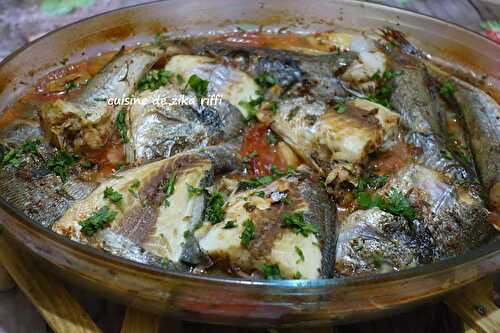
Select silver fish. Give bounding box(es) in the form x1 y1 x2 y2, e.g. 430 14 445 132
390 67 476 184
0 121 96 227
40 46 164 151
191 40 356 101
335 207 420 276
426 64 500 196
383 164 494 258
52 148 239 268
126 85 245 164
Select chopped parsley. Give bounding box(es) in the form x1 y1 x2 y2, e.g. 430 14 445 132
281 212 319 237
371 253 384 269
270 165 286 177
183 230 191 239
257 263 282 280
64 80 79 91
242 151 258 163
254 191 266 198
2 138 41 168
187 74 209 100
367 70 402 108
175 74 184 85
47 150 80 182
206 192 225 225
239 97 263 121
255 73 277 89
128 179 141 198
335 103 347 113
293 271 302 279
240 218 255 247
187 184 204 197
223 220 237 229
354 187 416 221
295 246 305 264
103 186 123 206
239 175 274 189
269 101 279 114
137 69 174 91
81 160 94 169
440 80 455 98
116 109 128 144
266 131 278 145
356 174 388 192
79 206 117 236
163 172 176 207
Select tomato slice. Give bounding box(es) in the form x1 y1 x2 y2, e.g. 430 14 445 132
240 123 286 176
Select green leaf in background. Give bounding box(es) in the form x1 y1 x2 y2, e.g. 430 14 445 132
41 0 95 16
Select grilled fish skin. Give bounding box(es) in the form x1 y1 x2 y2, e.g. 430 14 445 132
426 64 500 196
126 84 245 164
194 172 336 279
390 67 475 184
383 164 494 258
335 207 420 277
190 41 356 101
0 121 97 227
40 46 164 152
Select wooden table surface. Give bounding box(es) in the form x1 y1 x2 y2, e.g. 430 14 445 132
0 1 498 333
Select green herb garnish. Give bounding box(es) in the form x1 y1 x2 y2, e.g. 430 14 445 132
239 96 263 121
242 151 258 163
103 186 123 206
295 246 305 264
175 74 184 85
206 192 225 225
440 80 455 98
223 220 237 229
81 160 94 169
187 74 209 100
163 172 176 207
281 212 319 237
269 101 279 114
128 179 141 198
239 175 274 188
47 150 80 182
137 69 174 91
64 80 79 91
255 73 277 89
335 103 347 113
356 174 388 192
367 70 401 108
254 191 266 198
79 206 117 236
354 187 416 222
270 165 286 177
257 263 282 280
2 138 41 168
116 109 128 144
266 131 278 145
240 218 255 247
187 184 204 197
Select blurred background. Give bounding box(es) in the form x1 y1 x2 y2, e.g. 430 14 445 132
0 1 499 332
0 0 499 61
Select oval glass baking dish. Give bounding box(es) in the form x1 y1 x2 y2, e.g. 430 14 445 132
0 0 499 327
